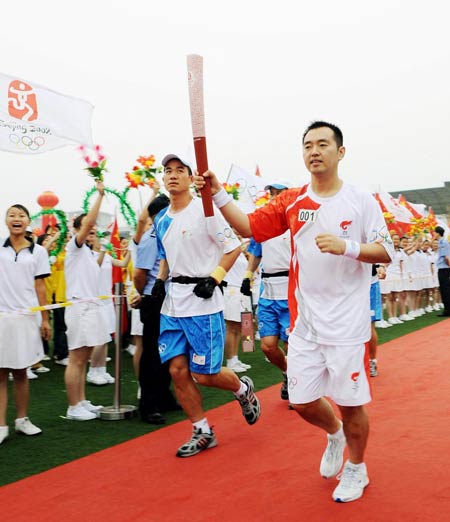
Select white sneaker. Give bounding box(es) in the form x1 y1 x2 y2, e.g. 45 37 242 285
434 304 441 311
387 317 399 325
26 367 38 380
425 305 434 313
226 360 248 373
66 404 97 421
86 370 108 385
380 320 392 328
238 360 252 370
332 460 370 502
399 314 414 321
80 400 103 417
42 354 51 361
320 427 346 478
34 365 51 374
55 357 69 366
254 331 260 341
15 417 42 436
125 344 137 356
0 426 9 444
101 371 115 384
419 308 425 315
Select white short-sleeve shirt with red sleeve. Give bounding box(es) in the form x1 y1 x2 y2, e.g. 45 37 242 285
248 182 394 345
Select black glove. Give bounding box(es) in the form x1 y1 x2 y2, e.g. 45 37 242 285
240 278 252 296
151 278 166 300
193 277 217 299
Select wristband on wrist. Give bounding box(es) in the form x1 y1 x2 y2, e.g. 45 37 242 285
212 188 232 209
210 266 227 284
243 270 254 281
343 240 361 259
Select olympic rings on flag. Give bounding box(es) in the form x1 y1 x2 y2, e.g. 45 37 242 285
9 133 46 151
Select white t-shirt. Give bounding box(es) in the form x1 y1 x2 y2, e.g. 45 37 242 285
0 238 50 312
249 182 394 345
155 198 241 317
386 248 406 278
65 236 101 300
260 232 290 300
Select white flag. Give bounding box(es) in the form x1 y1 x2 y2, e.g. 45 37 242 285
227 164 268 213
0 72 94 154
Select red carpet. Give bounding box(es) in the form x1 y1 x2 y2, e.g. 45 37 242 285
1 320 449 521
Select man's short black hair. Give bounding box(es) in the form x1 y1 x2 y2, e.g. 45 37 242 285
148 194 170 219
302 121 344 148
435 226 445 237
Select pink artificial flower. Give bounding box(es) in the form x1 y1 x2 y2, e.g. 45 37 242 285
94 145 101 152
91 161 99 168
78 145 85 152
98 154 106 161
84 155 91 165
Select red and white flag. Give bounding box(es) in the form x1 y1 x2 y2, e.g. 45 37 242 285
0 72 93 154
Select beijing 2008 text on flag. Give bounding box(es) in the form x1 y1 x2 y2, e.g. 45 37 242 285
0 72 94 154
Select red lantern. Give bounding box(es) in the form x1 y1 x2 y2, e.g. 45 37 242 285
37 191 59 232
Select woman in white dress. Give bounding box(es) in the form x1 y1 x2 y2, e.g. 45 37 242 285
0 204 51 444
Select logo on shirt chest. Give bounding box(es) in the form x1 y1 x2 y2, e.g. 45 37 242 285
339 220 353 238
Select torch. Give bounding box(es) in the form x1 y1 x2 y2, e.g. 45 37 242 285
186 54 214 217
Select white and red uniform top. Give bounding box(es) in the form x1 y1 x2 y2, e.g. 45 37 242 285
248 182 394 346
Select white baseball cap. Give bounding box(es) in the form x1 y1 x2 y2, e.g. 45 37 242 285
161 153 194 172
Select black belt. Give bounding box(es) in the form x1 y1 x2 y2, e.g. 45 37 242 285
261 270 289 279
171 276 228 288
172 276 205 284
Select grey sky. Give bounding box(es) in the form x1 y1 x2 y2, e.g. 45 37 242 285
1 0 449 234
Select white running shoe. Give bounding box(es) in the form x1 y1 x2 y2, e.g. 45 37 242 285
102 371 115 384
238 360 252 370
66 404 97 421
0 426 9 444
425 305 434 313
15 417 42 436
54 357 69 366
320 427 346 478
87 370 108 386
332 461 370 502
227 361 248 373
26 368 38 380
34 365 51 374
399 314 414 321
80 400 103 417
434 304 441 311
380 320 392 328
387 317 399 325
125 344 137 356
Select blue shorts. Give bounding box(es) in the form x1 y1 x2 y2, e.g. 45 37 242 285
158 312 225 374
257 298 290 342
370 281 382 322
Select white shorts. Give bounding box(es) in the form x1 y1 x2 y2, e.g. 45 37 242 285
66 301 111 350
0 314 44 369
130 307 143 336
223 286 252 323
287 335 371 407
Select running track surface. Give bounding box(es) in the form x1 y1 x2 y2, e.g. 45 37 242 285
1 320 449 522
